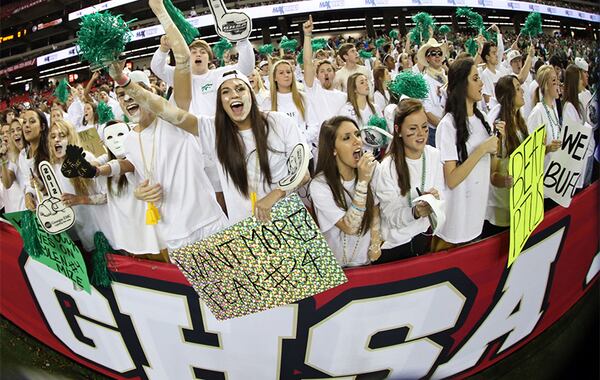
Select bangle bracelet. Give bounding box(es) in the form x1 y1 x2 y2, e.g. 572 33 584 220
351 203 366 212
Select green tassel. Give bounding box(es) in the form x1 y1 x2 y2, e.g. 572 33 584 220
387 71 429 100
280 36 298 52
90 231 114 288
367 115 390 145
213 38 233 61
311 38 328 51
439 25 451 35
258 44 274 55
22 211 43 258
522 12 543 37
77 11 133 69
163 0 199 45
375 37 387 48
53 79 70 104
359 50 372 59
465 38 478 57
389 30 399 40
97 101 114 125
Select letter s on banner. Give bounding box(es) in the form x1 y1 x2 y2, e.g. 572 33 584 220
24 258 135 373
433 226 563 378
305 283 466 378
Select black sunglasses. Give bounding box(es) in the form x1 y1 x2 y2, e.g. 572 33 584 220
427 50 444 57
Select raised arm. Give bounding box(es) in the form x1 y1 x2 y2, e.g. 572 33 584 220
148 0 192 112
84 71 99 103
150 37 175 86
109 63 199 136
232 39 255 76
517 45 534 85
302 15 315 88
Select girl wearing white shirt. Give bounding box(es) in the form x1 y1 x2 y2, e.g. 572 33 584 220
527 65 562 172
563 64 595 189
81 101 99 132
434 58 498 251
373 66 392 112
372 99 444 262
338 73 383 128
484 75 528 234
248 69 269 106
310 116 382 267
1 119 25 212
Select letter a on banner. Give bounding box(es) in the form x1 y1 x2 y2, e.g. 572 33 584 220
543 119 592 207
507 125 546 267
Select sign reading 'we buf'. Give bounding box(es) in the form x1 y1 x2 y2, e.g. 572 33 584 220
508 125 546 267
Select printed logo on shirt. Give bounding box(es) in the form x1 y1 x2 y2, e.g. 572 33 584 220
201 83 213 94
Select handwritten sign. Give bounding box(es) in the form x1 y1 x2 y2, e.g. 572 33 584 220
171 194 347 320
508 125 546 267
78 128 106 158
543 119 592 208
4 210 91 293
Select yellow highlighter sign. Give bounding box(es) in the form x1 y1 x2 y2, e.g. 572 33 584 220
508 125 546 267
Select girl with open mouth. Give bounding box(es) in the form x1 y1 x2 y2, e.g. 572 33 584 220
371 99 444 263
310 116 382 268
0 119 26 212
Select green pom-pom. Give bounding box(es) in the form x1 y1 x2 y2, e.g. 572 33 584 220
297 49 304 64
413 12 436 34
258 44 274 55
389 30 399 40
375 37 387 48
439 25 451 35
97 101 114 125
54 79 70 104
163 0 199 45
213 38 233 61
410 27 422 45
456 7 484 34
90 231 114 288
387 71 429 99
22 211 43 258
311 38 328 51
522 12 543 37
280 36 298 52
77 11 133 69
359 50 373 59
465 38 478 57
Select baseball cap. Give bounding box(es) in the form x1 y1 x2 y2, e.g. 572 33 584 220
507 50 522 63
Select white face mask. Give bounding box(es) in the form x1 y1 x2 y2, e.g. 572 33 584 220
103 122 130 158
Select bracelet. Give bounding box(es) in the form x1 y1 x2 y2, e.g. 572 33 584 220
305 33 312 37
351 203 366 212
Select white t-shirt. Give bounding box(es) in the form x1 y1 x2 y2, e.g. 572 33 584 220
579 89 596 127
372 145 445 248
260 92 311 144
310 175 372 267
435 113 492 243
523 80 539 119
527 102 561 175
150 39 255 117
337 102 383 129
17 149 35 196
373 90 390 112
304 80 347 128
100 174 163 254
423 72 447 130
3 160 25 212
198 112 305 225
123 118 227 247
481 66 510 111
333 64 373 93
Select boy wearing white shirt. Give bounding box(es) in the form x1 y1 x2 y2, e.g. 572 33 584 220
332 43 373 93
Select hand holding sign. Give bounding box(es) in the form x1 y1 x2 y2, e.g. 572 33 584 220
412 190 445 233
207 0 252 42
36 161 76 235
61 145 97 178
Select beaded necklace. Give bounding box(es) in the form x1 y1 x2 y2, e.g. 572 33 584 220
407 152 427 206
542 102 561 140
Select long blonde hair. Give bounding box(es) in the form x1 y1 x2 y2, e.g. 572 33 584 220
534 65 555 105
48 119 91 196
252 68 266 93
269 60 306 120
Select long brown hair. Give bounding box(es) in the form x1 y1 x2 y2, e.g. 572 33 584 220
495 75 529 156
215 82 273 197
103 120 128 196
24 109 50 179
314 116 374 235
269 60 306 120
347 73 376 123
563 64 583 119
83 101 98 126
388 99 425 196
373 66 388 103
48 119 91 196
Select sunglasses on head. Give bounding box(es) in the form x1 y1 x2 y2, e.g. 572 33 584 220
427 50 444 57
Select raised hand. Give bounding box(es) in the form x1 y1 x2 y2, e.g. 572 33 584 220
61 145 97 178
303 15 313 36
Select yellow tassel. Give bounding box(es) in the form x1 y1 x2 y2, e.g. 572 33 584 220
145 202 160 225
250 192 257 216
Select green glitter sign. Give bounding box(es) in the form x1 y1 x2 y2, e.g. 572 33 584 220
171 194 347 320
